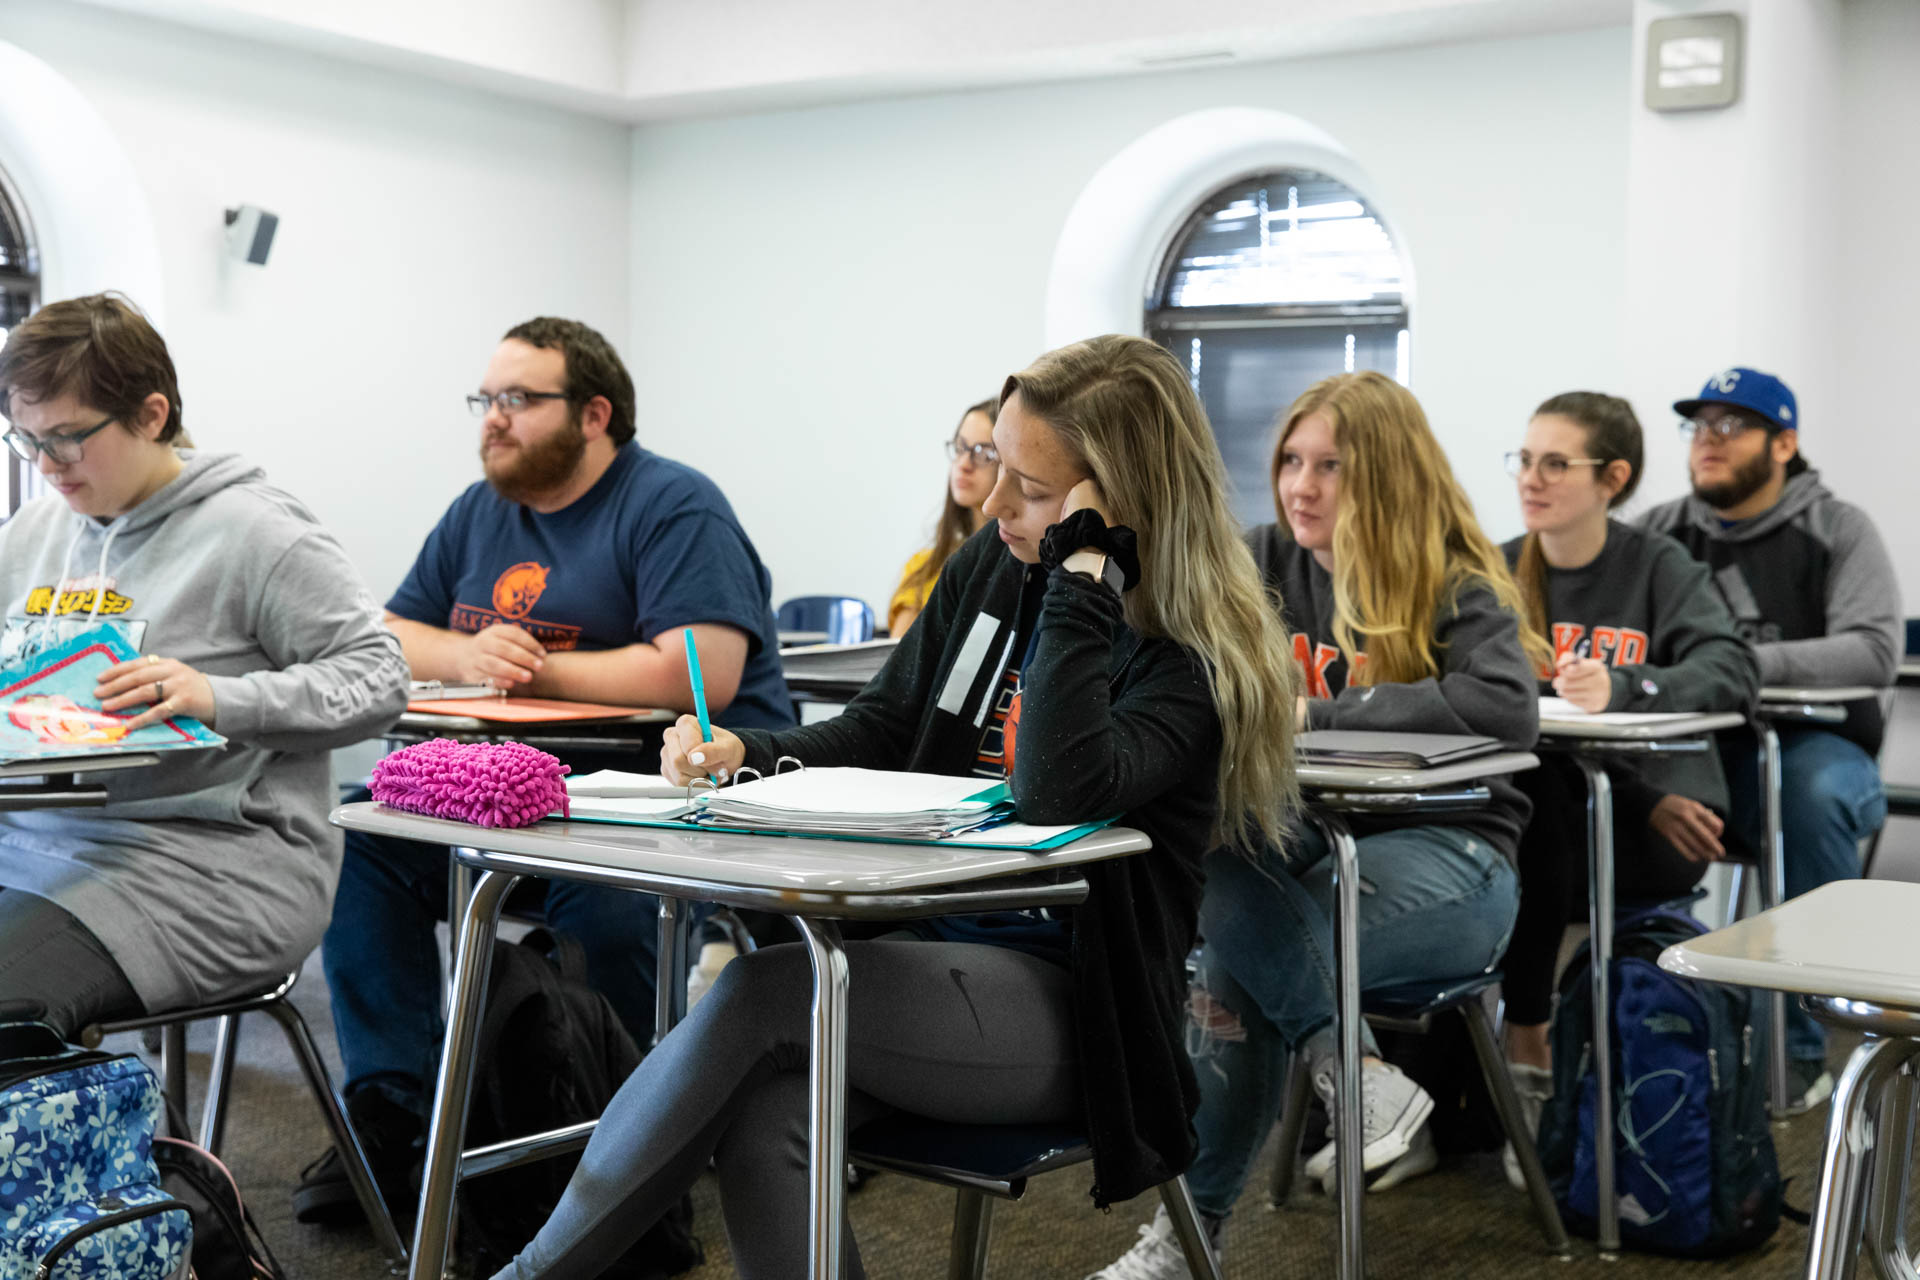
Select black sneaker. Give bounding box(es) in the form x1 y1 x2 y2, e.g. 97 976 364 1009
292 1089 424 1227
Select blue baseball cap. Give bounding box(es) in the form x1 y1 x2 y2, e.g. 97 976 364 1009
1673 367 1798 433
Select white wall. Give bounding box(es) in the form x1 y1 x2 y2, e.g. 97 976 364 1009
1831 0 1920 613
0 0 632 603
628 25 1632 612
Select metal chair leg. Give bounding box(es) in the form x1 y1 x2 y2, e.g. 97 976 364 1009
1160 1176 1226 1280
1268 1050 1313 1206
948 1188 994 1280
1723 863 1749 929
260 994 409 1270
198 1013 241 1155
1460 999 1571 1255
1863 1059 1920 1280
160 1023 190 1137
710 906 758 955
1757 724 1792 1117
1806 1037 1920 1280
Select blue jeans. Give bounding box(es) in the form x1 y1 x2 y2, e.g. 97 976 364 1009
1723 727 1886 1062
322 787 681 1111
1185 824 1518 1219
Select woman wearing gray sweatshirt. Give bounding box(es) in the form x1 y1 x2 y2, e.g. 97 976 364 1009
0 293 409 1037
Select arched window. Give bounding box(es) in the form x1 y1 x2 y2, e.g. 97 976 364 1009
1 163 40 514
1145 169 1408 527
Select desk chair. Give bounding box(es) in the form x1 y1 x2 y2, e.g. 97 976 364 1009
778 595 876 646
852 1117 1224 1279
1265 970 1571 1256
81 970 409 1269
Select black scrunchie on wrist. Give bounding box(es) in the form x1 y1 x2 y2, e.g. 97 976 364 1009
1039 508 1142 590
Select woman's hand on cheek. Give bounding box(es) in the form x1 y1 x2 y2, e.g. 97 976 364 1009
1060 478 1111 525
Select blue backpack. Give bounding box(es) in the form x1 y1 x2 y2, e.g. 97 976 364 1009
1 1023 192 1280
1535 909 1781 1257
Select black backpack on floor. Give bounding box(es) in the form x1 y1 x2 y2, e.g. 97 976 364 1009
153 1101 286 1280
459 928 703 1278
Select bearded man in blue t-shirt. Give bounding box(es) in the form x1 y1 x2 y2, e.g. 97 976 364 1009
297 316 794 1227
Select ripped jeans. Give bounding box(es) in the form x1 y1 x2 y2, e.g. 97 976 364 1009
1184 824 1518 1219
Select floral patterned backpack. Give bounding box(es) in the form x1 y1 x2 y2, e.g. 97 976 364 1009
1 1022 192 1280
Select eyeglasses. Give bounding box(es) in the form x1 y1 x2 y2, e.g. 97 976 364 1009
946 440 1000 467
1678 415 1758 442
3 416 116 465
467 389 569 418
1504 450 1606 482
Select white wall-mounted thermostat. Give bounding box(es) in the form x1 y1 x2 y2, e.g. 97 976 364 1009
1644 13 1742 112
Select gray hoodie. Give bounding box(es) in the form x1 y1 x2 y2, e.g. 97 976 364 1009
1641 470 1900 751
0 451 409 1011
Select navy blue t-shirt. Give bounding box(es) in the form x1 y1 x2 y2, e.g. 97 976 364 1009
387 443 793 731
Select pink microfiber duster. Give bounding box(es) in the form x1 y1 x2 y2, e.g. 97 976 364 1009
370 739 571 829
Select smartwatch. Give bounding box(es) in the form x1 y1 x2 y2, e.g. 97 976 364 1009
1063 548 1127 595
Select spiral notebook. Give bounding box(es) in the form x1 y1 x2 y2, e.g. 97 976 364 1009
561 765 1112 851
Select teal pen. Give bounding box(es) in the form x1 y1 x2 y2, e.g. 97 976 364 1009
684 627 713 744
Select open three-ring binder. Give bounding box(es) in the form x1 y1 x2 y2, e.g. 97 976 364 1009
562 763 1114 851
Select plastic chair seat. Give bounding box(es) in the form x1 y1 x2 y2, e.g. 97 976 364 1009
1364 971 1501 1018
851 1116 1089 1199
776 595 875 645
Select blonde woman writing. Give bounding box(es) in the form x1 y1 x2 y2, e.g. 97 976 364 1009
489 335 1300 1280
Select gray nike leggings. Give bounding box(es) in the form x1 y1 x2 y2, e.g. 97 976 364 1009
490 938 1080 1280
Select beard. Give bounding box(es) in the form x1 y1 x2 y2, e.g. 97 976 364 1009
1691 446 1775 510
482 418 586 504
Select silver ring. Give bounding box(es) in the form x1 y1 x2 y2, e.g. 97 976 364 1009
154 680 165 702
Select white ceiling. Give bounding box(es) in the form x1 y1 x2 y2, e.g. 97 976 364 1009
68 0 1632 120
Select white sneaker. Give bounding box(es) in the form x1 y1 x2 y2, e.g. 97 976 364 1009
1301 1059 1435 1189
1322 1121 1437 1195
1084 1206 1191 1280
1502 1061 1554 1191
685 940 738 1009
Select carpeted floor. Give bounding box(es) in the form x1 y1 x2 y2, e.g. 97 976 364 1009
110 946 1872 1280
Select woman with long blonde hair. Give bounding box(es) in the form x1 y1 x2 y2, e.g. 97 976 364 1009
489 334 1299 1280
887 396 998 635
1097 370 1540 1277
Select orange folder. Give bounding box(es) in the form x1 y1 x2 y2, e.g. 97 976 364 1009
404 697 657 723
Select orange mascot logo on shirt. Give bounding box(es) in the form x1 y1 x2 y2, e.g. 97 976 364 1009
491 562 550 620
8 694 130 745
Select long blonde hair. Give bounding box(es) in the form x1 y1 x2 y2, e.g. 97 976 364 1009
1003 335 1300 851
1273 371 1551 683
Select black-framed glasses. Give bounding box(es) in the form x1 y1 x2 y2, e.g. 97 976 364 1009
1678 415 1758 442
1504 450 1606 482
946 440 999 467
467 389 569 418
3 415 116 465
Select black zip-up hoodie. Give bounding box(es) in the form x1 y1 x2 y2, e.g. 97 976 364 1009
736 522 1222 1206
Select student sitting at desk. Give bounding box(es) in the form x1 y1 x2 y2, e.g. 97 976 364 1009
1641 367 1900 1113
887 396 997 635
485 334 1301 1280
1496 390 1758 1186
1098 370 1545 1275
0 292 409 1036
301 316 794 1227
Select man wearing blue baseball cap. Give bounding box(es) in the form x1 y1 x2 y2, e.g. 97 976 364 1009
1644 366 1901 1112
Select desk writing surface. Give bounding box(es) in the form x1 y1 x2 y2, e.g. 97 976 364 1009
780 640 899 697
0 752 165 780
1658 880 1920 1010
331 801 1146 896
1299 751 1539 793
1758 686 1876 705
1537 706 1745 741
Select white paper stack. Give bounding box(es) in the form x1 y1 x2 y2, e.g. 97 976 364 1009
565 770 702 821
692 767 1013 840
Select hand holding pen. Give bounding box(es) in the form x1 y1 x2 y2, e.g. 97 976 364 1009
1552 637 1612 713
660 626 746 785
